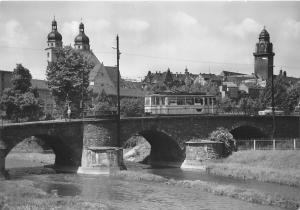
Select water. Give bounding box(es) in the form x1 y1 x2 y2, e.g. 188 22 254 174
3 156 292 210
144 166 300 201
18 173 284 210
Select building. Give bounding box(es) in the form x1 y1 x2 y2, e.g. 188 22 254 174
45 18 63 63
45 18 145 110
253 27 275 80
0 70 13 96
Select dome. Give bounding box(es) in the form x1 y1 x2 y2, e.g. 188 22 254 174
47 19 62 41
74 33 90 44
259 27 270 40
74 22 90 44
47 31 62 41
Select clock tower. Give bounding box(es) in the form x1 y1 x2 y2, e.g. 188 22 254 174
253 27 275 80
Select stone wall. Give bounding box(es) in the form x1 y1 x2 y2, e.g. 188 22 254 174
181 141 225 169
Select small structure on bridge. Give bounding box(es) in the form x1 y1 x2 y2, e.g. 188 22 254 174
181 140 225 170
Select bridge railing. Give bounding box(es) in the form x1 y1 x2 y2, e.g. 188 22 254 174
237 139 300 150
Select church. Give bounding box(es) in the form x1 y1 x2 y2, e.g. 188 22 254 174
45 18 145 111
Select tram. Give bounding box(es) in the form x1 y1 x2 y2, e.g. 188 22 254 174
144 92 218 115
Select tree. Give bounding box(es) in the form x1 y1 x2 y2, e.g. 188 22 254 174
120 97 144 117
286 82 300 113
164 69 174 88
46 46 94 118
238 97 261 115
257 75 300 114
0 64 42 121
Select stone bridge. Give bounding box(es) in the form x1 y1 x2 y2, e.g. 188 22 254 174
0 115 299 177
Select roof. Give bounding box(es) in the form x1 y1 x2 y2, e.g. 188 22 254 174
219 71 246 77
105 66 120 87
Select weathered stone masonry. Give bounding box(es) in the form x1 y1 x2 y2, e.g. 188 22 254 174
0 115 299 178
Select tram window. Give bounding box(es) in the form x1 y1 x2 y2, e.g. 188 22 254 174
186 98 194 105
177 97 185 105
151 97 155 105
155 97 160 105
212 98 216 105
205 98 208 105
168 97 177 105
145 97 151 105
161 97 165 105
195 97 201 104
195 97 204 105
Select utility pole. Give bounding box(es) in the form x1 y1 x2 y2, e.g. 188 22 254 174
116 35 121 147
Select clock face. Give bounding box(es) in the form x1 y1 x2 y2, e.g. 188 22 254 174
260 43 265 50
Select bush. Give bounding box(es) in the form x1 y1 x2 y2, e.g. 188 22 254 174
209 127 236 156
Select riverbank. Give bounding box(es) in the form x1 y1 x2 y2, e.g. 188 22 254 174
205 150 300 187
3 152 300 209
112 170 299 210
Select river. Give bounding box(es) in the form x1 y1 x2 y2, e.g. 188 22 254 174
2 153 295 210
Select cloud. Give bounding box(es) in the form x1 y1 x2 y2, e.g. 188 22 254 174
60 19 111 46
172 11 198 26
281 17 300 39
0 19 29 47
223 18 262 39
119 18 150 32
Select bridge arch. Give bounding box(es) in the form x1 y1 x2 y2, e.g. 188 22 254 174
123 130 185 167
1 133 82 177
230 125 268 140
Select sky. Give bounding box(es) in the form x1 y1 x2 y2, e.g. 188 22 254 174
0 1 300 80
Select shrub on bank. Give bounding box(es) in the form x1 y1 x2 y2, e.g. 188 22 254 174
209 127 237 156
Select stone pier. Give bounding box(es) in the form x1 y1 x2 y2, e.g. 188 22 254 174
77 146 126 175
181 140 225 170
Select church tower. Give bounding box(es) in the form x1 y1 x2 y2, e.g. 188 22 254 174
45 17 63 63
253 27 275 80
74 22 90 51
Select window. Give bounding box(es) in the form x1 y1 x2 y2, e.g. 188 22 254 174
145 97 151 105
155 97 160 105
195 97 203 105
186 97 194 105
177 97 185 105
47 52 50 58
168 97 177 105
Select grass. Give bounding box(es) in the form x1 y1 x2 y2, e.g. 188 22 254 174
111 170 300 210
0 180 111 210
205 150 300 187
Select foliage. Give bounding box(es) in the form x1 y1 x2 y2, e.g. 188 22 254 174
238 97 261 115
286 82 300 113
120 97 144 117
46 46 94 118
259 75 290 113
220 96 236 113
0 64 42 122
209 127 236 156
11 64 32 93
164 69 174 88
